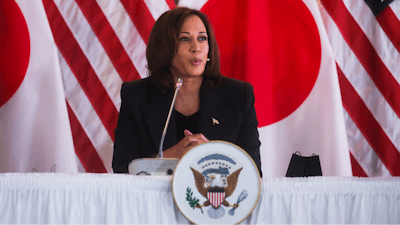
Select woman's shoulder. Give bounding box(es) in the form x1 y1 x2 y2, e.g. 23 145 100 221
219 76 253 92
119 77 166 104
122 77 150 90
215 76 255 103
121 77 160 95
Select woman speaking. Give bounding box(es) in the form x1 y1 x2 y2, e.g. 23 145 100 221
112 7 262 176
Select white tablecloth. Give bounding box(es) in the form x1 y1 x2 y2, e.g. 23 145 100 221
0 173 399 224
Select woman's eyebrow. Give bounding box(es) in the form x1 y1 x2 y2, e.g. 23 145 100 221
179 31 207 35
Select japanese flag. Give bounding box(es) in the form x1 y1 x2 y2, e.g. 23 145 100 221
0 0 78 172
194 0 353 177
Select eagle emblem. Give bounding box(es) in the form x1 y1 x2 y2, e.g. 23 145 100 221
187 153 247 219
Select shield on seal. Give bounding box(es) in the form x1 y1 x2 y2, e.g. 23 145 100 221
207 187 225 208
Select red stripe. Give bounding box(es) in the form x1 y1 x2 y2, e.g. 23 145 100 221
349 151 368 177
120 0 155 44
165 0 175 10
66 102 107 173
75 0 141 82
337 64 400 176
377 7 400 54
321 0 400 120
42 0 118 141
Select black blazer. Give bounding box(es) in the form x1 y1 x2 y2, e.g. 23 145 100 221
112 76 262 176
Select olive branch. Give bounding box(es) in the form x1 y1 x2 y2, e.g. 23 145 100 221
186 187 200 209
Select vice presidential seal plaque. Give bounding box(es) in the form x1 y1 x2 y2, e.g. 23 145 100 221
172 141 260 224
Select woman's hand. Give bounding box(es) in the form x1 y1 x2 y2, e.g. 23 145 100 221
163 129 209 158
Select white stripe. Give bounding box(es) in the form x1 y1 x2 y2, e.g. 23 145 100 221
143 0 170 21
390 0 400 22
343 109 391 177
178 0 208 10
59 51 114 173
96 0 149 79
321 6 400 154
53 0 123 109
343 0 400 84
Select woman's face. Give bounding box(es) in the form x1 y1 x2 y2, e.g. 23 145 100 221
171 15 209 79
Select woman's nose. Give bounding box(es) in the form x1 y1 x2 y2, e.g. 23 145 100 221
190 40 201 53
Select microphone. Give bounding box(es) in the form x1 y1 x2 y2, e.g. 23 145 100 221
128 78 182 175
158 78 183 158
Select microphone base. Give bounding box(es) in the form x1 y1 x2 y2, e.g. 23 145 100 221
128 158 179 176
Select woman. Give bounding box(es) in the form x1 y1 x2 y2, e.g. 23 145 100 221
112 7 262 176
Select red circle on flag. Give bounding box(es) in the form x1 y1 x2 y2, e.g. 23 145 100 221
0 1 30 107
204 0 321 126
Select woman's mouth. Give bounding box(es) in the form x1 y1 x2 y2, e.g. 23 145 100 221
191 59 202 65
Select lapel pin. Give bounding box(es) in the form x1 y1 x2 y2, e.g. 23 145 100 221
212 118 219 125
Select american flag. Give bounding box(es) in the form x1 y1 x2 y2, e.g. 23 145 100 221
320 0 400 177
41 0 175 172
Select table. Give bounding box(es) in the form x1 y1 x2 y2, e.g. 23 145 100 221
0 173 399 224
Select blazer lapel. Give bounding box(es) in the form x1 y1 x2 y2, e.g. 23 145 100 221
140 83 230 150
198 87 230 140
141 90 177 151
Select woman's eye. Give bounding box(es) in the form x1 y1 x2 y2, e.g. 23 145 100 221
199 36 207 41
180 37 189 41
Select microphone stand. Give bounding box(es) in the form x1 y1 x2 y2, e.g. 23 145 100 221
158 78 182 158
128 78 182 175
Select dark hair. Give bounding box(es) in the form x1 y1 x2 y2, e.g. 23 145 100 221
146 7 222 91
